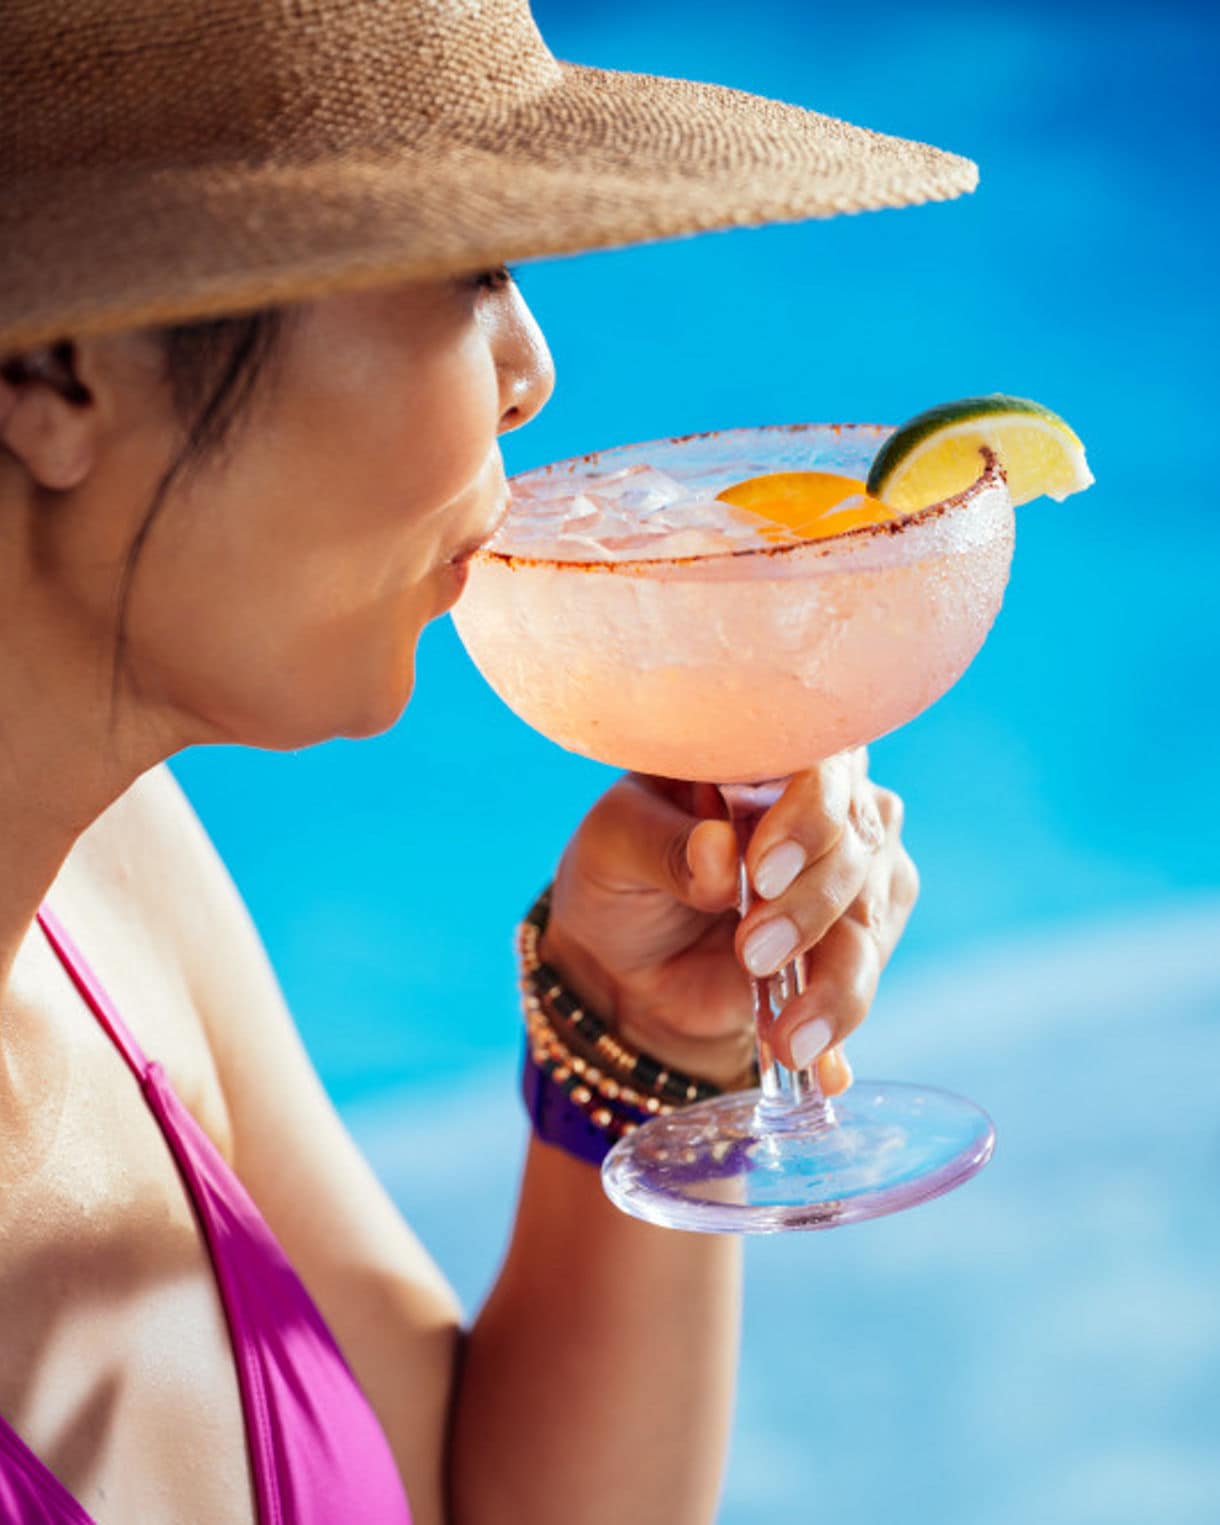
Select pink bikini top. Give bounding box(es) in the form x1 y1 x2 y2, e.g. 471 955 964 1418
0 903 413 1525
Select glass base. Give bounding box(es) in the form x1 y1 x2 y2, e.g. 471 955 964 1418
601 1080 995 1234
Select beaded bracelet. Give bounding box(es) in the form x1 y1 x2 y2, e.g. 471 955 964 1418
523 979 669 1124
516 913 659 1153
519 1043 643 1168
520 887 757 1102
515 885 759 1165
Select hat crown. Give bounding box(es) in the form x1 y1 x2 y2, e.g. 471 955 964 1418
3 0 563 176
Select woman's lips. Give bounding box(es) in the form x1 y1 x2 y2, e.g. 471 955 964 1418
447 493 511 566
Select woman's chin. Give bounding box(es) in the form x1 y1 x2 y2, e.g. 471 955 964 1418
221 649 419 750
340 656 419 741
434 554 471 609
180 592 438 750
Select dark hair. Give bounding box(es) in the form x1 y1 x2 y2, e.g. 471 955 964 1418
110 308 288 713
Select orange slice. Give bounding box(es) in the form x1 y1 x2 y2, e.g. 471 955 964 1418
716 470 896 543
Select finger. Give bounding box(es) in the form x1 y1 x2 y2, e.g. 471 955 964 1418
883 844 920 952
764 914 882 1070
848 786 886 853
746 754 856 900
872 784 904 840
582 775 738 912
842 807 917 966
840 826 919 969
837 786 904 932
736 815 874 977
816 1043 854 1097
686 817 740 909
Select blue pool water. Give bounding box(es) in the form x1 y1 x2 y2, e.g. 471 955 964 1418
171 1 1220 1519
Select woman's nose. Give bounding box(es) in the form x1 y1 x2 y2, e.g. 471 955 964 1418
497 293 555 435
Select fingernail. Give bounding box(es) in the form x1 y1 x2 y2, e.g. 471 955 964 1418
742 916 799 976
753 840 806 900
790 1017 834 1069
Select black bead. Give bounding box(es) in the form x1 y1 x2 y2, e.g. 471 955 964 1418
634 1054 661 1087
551 988 581 1021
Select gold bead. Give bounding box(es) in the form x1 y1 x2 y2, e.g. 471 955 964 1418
552 1067 571 1084
570 1056 587 1075
621 1122 638 1136
602 1079 621 1100
584 1067 602 1087
590 1107 613 1129
621 1088 639 1107
570 1085 592 1106
645 1096 662 1114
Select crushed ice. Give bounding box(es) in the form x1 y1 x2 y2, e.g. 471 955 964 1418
492 463 791 562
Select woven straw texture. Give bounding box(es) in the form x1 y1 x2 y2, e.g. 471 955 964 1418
1 0 978 351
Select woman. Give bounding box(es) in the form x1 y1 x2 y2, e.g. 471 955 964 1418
0 2 969 1522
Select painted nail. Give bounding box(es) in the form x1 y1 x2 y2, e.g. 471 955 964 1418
790 1017 834 1069
742 916 800 976
753 840 806 900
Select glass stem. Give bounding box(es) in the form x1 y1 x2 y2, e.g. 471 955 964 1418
719 780 836 1134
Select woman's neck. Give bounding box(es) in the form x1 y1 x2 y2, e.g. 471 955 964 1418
0 608 178 995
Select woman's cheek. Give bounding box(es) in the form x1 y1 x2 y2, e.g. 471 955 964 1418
397 330 502 508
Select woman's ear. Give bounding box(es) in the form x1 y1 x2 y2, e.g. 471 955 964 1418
0 343 98 491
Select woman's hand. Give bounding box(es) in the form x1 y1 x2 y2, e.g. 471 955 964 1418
539 750 919 1096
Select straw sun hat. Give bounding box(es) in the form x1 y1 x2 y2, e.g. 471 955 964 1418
1 0 977 354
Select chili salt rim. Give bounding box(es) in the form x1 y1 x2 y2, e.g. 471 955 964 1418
478 424 1006 575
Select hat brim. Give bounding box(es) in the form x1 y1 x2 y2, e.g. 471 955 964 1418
1 61 977 350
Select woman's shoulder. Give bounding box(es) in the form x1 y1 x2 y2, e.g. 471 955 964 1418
58 763 465 1509
69 761 229 916
68 761 257 986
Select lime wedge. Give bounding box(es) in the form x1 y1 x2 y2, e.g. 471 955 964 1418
865 394 1094 513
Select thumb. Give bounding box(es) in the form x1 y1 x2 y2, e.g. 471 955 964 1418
592 776 739 912
683 815 740 911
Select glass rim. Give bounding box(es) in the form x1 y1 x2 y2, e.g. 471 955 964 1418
477 420 1006 573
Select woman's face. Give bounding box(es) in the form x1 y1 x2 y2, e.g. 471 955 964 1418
2 269 554 753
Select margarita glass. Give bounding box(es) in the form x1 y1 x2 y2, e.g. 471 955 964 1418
452 423 1012 1233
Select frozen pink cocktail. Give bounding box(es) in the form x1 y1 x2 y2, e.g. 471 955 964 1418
453 423 1013 783
453 422 1009 1235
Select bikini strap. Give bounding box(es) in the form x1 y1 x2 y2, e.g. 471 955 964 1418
34 902 153 1083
